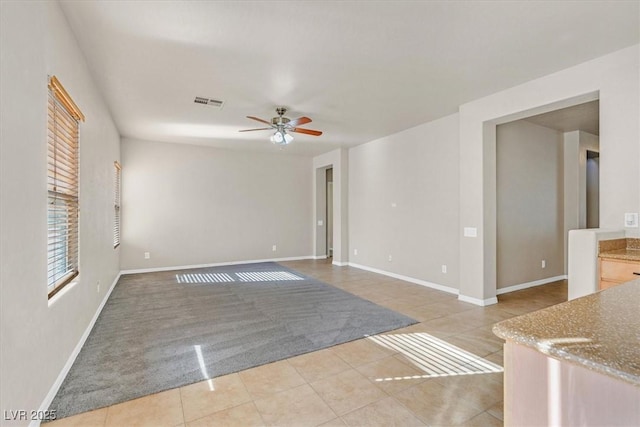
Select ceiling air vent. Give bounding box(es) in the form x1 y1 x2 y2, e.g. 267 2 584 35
194 96 224 109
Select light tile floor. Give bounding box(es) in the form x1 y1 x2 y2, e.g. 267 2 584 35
48 259 567 427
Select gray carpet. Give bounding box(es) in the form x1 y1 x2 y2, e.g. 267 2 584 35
48 262 416 419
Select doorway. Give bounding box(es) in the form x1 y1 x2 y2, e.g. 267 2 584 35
586 150 599 228
326 168 333 258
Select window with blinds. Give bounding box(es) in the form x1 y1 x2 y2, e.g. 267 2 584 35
114 161 121 248
47 76 84 298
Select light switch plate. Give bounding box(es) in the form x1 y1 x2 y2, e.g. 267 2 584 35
317 220 323 226
463 227 478 237
624 213 638 228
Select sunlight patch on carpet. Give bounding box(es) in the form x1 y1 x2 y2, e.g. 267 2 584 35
176 273 235 283
235 271 303 282
175 270 304 284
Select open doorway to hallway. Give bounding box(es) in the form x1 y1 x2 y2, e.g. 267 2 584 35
326 168 333 258
586 150 600 229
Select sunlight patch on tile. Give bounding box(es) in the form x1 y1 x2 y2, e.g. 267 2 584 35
367 333 503 379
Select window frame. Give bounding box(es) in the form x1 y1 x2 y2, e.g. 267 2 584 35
47 76 84 299
114 161 121 248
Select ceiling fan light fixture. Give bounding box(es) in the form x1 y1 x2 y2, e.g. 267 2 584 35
270 131 284 144
270 130 293 145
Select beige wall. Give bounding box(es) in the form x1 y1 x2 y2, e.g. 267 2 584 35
0 1 121 422
120 139 313 270
348 113 460 290
496 121 564 289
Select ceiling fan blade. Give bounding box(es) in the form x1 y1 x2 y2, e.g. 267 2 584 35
246 116 273 126
287 116 312 127
239 128 272 132
290 127 323 136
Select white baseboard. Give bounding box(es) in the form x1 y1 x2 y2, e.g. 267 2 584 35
312 255 328 260
348 262 458 295
458 294 499 306
496 275 567 295
120 256 316 275
332 261 349 266
457 275 567 306
32 272 121 427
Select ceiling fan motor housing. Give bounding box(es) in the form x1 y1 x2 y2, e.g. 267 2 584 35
272 107 290 125
272 116 290 126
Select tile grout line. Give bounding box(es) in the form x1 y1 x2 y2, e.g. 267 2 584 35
248 400 267 427
177 386 186 426
281 357 341 421
102 406 110 427
308 367 390 418
305 378 344 420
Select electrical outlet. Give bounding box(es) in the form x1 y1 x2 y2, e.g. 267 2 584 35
272 245 277 252
624 213 639 228
354 249 358 256
541 260 546 269
144 252 150 259
441 265 447 274
388 255 393 262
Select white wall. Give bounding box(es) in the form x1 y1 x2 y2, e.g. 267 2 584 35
496 121 564 288
348 113 460 290
120 139 313 270
459 45 639 303
0 1 121 423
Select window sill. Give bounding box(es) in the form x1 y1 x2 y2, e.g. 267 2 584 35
48 277 79 308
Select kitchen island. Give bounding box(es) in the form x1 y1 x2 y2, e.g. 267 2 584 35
493 279 640 426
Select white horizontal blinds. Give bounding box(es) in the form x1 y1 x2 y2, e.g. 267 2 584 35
47 76 83 297
114 161 121 248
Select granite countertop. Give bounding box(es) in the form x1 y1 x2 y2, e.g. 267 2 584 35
493 279 640 387
599 238 640 262
599 248 640 262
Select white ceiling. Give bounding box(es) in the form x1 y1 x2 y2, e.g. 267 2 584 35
59 1 639 156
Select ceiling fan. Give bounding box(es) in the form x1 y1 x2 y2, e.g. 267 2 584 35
239 107 322 145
